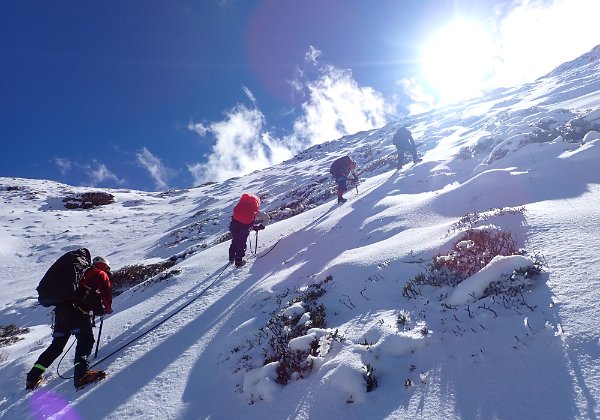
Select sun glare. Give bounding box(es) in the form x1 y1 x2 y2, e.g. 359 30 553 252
420 20 497 104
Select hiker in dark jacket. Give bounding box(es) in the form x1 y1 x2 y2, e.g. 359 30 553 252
229 193 269 267
392 126 421 169
26 256 113 390
330 155 358 203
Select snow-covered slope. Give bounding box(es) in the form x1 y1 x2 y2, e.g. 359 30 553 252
1 45 599 419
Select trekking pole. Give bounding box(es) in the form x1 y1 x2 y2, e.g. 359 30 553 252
94 315 104 359
254 231 259 254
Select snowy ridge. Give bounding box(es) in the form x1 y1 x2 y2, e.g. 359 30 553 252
1 46 600 419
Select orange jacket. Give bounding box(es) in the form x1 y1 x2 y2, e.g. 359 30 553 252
80 267 112 312
232 193 261 225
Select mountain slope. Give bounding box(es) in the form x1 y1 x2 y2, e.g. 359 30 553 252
1 45 599 419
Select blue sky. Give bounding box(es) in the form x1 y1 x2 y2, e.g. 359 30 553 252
1 0 599 191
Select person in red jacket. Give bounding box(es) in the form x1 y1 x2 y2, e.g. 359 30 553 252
229 193 269 267
26 256 113 390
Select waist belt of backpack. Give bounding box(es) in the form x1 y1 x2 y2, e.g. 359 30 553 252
74 304 90 315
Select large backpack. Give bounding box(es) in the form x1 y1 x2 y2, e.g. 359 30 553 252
37 248 92 307
392 127 410 147
232 193 260 225
330 156 355 177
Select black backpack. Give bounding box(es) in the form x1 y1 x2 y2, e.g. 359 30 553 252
37 248 92 307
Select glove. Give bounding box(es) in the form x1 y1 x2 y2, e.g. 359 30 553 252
104 307 113 314
252 223 265 231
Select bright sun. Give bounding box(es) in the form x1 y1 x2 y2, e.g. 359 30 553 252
420 20 497 104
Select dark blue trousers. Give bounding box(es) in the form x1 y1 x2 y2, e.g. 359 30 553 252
229 218 251 262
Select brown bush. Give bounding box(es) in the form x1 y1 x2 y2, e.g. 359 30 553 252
0 324 29 347
111 260 178 294
404 228 520 293
63 192 115 209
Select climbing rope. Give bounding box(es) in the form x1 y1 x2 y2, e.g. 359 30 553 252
89 261 233 369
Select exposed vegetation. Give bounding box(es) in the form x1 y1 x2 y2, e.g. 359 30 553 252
111 259 181 294
63 192 115 209
0 324 29 347
234 275 344 391
403 208 543 309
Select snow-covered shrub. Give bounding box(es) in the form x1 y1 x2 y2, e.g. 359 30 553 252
471 135 501 156
446 206 525 236
363 363 377 392
242 276 338 386
404 228 520 292
482 255 544 304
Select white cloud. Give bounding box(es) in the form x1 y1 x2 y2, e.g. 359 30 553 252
242 85 257 104
188 103 293 184
398 78 436 115
88 161 124 186
188 121 208 136
54 157 72 175
292 65 395 145
136 147 175 190
305 45 322 66
53 157 125 187
188 63 396 184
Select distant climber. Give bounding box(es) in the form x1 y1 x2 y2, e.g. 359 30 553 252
392 126 422 169
330 155 358 203
26 254 113 390
229 193 269 267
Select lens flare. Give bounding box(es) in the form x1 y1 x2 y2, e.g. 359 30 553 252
420 20 497 104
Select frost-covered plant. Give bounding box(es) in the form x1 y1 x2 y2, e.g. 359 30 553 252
397 310 410 326
363 363 378 392
0 324 29 347
404 227 521 294
447 206 526 236
483 254 545 310
255 276 334 385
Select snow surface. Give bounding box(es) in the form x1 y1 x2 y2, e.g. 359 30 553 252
1 46 599 419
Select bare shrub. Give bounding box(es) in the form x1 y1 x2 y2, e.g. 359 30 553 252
0 324 29 347
111 259 179 294
63 192 115 209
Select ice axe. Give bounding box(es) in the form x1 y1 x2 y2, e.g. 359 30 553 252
94 315 104 359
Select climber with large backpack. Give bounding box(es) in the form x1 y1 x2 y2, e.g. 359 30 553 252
229 193 269 267
330 155 358 203
26 249 114 390
392 126 422 169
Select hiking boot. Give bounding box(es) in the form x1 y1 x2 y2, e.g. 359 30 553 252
26 365 45 391
26 374 44 391
235 260 246 267
338 197 347 204
74 370 106 389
